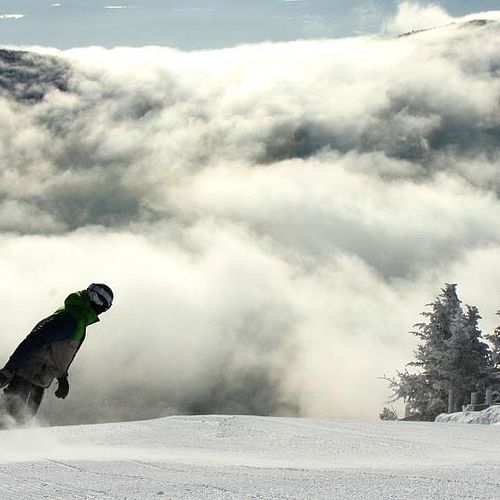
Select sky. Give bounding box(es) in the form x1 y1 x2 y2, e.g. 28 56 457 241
0 3 500 425
0 1 498 49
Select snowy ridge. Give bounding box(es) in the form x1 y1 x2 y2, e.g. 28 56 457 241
1 415 500 498
436 405 500 425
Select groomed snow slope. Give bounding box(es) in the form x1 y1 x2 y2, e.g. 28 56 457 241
1 415 500 499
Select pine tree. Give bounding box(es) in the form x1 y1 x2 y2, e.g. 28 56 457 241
411 284 463 415
462 306 491 391
440 305 491 410
484 310 500 391
385 369 445 420
386 284 493 420
379 407 398 421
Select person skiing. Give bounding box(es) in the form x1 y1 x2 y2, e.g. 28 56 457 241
0 283 113 426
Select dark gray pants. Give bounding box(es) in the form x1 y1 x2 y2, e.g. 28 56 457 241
2 375 45 425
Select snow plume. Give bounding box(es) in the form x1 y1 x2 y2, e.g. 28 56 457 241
1 8 500 424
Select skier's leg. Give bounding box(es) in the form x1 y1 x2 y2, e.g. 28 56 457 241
25 384 44 420
3 376 28 424
3 375 43 425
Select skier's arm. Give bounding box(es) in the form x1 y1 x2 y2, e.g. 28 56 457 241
4 313 77 373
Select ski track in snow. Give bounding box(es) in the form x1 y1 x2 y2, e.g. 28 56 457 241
0 415 500 499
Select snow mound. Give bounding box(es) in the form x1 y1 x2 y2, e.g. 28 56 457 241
435 405 500 424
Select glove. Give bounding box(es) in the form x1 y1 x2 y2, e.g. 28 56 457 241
0 368 13 389
55 375 69 399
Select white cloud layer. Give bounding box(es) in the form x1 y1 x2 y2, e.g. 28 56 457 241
385 1 452 34
0 5 500 423
0 14 25 20
104 5 141 10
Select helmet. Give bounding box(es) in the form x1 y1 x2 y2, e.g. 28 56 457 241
87 283 114 311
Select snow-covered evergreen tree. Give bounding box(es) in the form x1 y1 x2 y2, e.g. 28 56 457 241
484 310 500 390
385 369 445 420
379 407 398 421
462 306 492 390
440 305 491 410
387 284 493 420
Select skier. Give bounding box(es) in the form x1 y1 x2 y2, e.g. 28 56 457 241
0 283 113 426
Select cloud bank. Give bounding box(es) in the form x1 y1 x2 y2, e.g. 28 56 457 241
1 5 500 424
104 6 142 10
0 14 25 20
384 1 452 34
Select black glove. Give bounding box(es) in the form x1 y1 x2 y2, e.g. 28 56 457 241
55 375 69 399
0 368 13 389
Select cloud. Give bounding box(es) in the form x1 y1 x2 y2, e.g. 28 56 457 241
0 8 500 423
385 2 452 34
104 5 142 10
0 14 25 20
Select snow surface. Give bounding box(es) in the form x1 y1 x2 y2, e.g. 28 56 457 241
436 405 500 425
1 415 500 499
